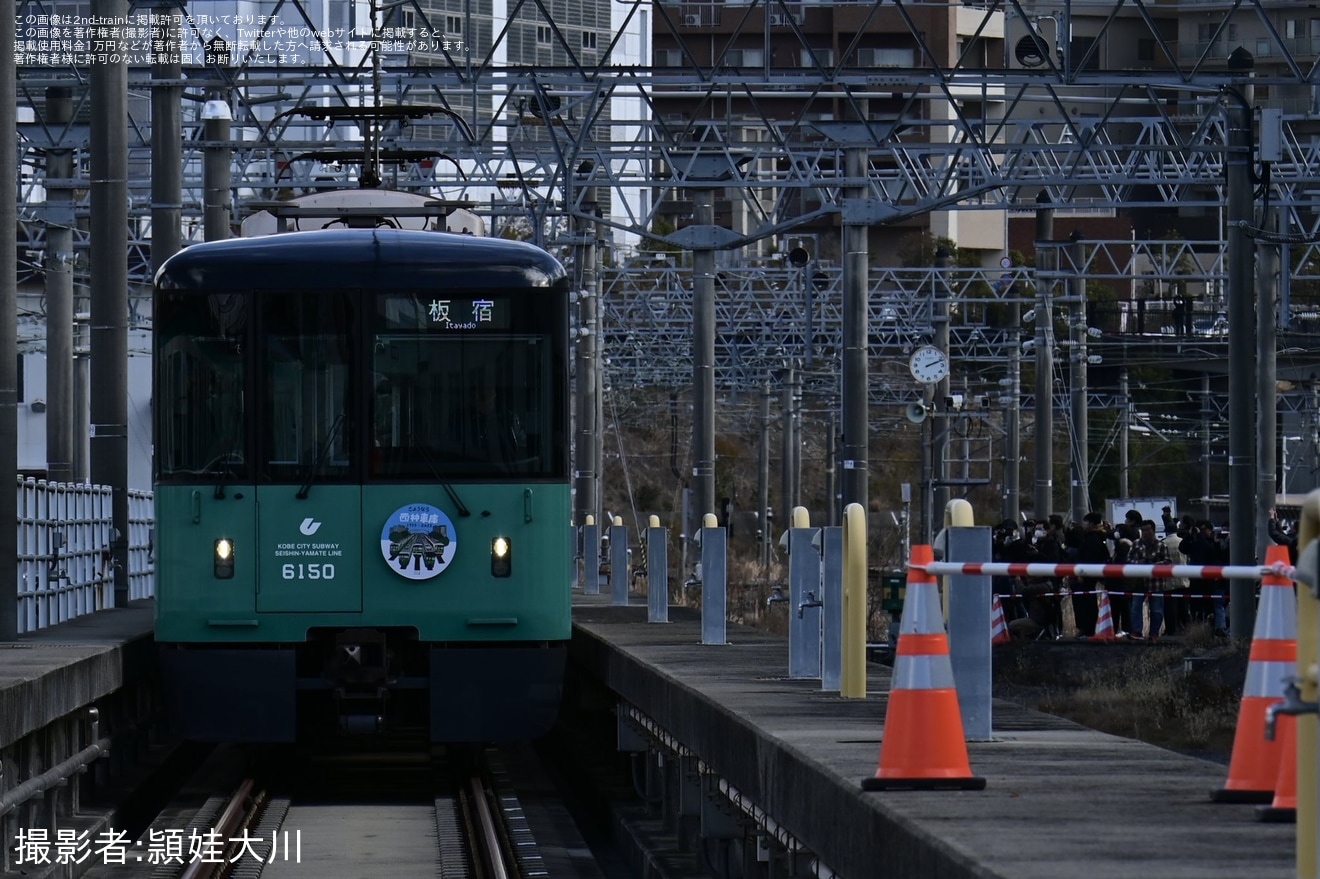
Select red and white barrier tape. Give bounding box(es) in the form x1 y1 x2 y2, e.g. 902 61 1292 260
918 561 1294 581
995 589 1231 599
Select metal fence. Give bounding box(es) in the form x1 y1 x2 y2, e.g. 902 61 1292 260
15 478 155 634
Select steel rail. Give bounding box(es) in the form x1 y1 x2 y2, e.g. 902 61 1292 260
178 777 256 879
468 776 511 879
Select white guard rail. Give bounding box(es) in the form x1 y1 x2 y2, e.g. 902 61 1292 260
15 477 155 634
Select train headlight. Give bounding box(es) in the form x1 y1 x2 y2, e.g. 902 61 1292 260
214 537 235 579
491 536 512 578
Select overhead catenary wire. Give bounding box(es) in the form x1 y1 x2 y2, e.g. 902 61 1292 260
609 390 643 535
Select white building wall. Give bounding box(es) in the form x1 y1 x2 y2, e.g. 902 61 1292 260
17 334 154 491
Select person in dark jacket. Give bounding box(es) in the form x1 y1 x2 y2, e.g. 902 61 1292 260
1180 521 1228 636
1014 517 1063 637
1108 514 1140 634
1073 512 1112 637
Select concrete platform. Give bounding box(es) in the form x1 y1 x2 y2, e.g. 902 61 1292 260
570 597 1295 879
0 601 155 747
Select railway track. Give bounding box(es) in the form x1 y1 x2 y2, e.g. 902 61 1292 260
84 743 598 879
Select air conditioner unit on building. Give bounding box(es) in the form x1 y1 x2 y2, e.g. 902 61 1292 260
769 13 789 25
682 13 702 26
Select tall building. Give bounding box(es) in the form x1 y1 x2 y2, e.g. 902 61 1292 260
652 2 1010 265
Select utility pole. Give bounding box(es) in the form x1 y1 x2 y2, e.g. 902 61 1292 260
840 144 869 518
573 173 600 531
919 403 933 544
691 188 717 524
44 87 76 485
791 370 802 509
1067 232 1089 522
932 246 952 523
202 93 232 241
1202 374 1213 521
758 377 771 570
151 5 182 269
1119 367 1129 498
1003 259 1021 524
2 0 18 639
1225 47 1257 638
1033 193 1055 520
90 0 130 607
1256 202 1280 562
825 411 837 526
781 364 796 514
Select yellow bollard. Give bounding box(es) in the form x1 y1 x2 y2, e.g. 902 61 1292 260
1294 492 1320 879
791 506 810 529
841 503 867 699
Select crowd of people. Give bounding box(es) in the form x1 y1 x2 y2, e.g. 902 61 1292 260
990 507 1300 641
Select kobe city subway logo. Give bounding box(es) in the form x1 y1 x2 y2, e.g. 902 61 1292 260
299 518 322 536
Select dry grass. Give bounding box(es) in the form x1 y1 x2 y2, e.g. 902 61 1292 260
997 624 1248 758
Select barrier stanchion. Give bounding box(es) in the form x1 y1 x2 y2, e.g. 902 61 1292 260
1211 544 1297 804
862 544 985 791
820 525 843 692
609 517 629 606
788 519 822 680
946 524 992 742
646 515 668 623
699 513 726 646
582 517 600 595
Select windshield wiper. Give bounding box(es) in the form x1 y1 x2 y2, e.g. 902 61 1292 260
213 418 244 499
411 443 471 517
213 452 240 499
296 413 346 500
441 481 471 518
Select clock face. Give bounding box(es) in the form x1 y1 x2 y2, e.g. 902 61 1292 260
909 346 949 383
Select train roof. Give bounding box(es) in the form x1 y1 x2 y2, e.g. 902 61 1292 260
155 228 566 291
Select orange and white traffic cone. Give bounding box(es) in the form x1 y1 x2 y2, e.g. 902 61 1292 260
1210 544 1297 803
1091 589 1117 642
1256 711 1298 822
990 594 1011 645
862 544 986 791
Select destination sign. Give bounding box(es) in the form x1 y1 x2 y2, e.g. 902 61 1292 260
378 295 512 331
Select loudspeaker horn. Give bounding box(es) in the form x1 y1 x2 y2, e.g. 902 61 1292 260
905 402 928 424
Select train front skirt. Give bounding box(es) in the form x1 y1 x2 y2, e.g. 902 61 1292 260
159 641 567 742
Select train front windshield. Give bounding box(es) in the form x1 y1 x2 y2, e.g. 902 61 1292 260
155 287 566 485
369 292 562 479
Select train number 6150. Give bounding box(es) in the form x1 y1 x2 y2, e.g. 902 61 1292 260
282 563 336 580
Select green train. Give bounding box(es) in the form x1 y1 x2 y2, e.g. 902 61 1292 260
153 227 571 742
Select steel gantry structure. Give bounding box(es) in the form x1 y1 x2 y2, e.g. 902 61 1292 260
9 0 1320 605
13 1 1320 262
